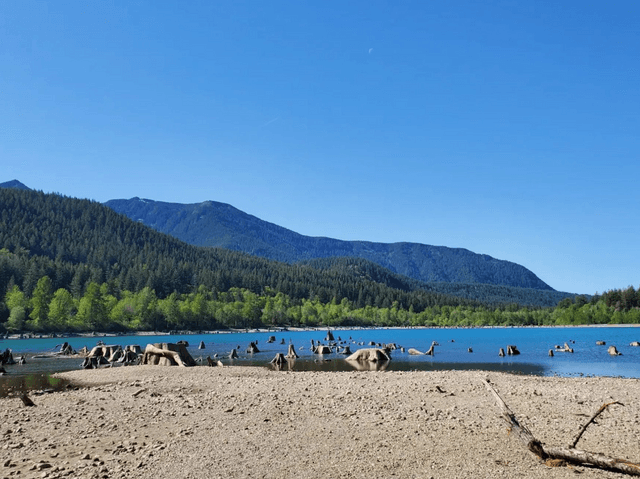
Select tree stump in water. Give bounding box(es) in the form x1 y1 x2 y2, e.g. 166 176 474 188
340 345 352 355
285 344 299 359
270 353 287 365
314 345 331 355
246 342 260 354
507 345 520 355
346 348 390 362
229 349 239 359
141 343 196 367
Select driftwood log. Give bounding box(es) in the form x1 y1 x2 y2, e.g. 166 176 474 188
555 342 574 353
484 378 640 476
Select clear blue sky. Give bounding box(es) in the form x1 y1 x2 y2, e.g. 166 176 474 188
1 1 638 295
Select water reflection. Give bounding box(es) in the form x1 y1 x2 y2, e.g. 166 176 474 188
345 359 390 371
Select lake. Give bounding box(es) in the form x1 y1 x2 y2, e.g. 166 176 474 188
2 326 640 380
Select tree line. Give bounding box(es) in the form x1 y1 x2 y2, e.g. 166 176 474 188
2 279 638 334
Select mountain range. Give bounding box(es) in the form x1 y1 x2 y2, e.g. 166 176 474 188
1 180 574 307
104 196 554 291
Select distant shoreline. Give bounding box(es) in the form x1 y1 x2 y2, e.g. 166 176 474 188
3 323 640 341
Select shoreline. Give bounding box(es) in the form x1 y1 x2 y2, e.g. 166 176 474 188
2 366 639 478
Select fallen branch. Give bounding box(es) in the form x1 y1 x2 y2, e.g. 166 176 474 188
571 401 623 449
483 379 640 476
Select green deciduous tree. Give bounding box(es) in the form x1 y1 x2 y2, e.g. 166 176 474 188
48 288 76 330
30 276 53 330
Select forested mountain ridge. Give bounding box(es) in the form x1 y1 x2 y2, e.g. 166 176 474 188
0 188 480 313
1 187 618 332
105 197 554 291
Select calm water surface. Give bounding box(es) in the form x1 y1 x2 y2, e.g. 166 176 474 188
2 326 640 383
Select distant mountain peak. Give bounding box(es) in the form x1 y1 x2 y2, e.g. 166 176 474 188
0 179 30 190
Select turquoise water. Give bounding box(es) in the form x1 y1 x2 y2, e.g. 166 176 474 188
2 326 640 379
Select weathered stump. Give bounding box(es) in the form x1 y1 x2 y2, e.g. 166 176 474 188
270 353 287 365
285 344 299 359
608 345 622 356
507 345 520 355
140 343 196 367
346 348 390 362
314 345 331 355
246 342 260 354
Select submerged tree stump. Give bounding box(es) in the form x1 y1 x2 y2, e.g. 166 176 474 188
314 345 331 355
608 345 622 356
285 344 299 359
507 345 520 355
270 353 287 365
346 348 390 362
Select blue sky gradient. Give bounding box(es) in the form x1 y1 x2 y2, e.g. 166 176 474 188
2 1 638 295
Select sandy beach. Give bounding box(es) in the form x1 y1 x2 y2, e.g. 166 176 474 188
2 365 639 479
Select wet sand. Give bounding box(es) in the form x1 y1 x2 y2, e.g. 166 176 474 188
1 365 639 478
